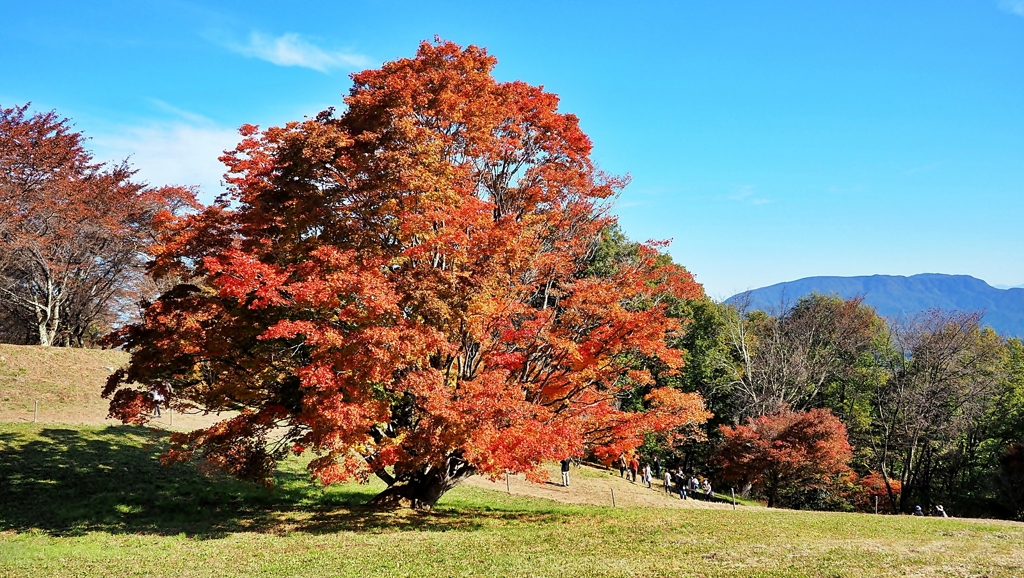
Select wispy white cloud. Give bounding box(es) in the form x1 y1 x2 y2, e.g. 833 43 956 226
90 106 239 204
903 162 940 176
826 185 865 195
1000 0 1024 16
728 185 755 201
728 185 775 205
226 32 371 73
617 200 651 209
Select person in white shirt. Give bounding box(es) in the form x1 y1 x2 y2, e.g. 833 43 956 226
151 386 164 417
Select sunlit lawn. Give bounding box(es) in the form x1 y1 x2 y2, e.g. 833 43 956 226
1 423 1022 577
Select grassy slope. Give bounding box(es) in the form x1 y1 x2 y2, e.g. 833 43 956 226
0 346 1023 577
0 344 127 422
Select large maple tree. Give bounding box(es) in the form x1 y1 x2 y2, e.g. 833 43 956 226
105 40 710 508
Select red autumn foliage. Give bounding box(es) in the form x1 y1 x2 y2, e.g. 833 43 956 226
104 40 710 508
716 407 853 508
846 471 902 513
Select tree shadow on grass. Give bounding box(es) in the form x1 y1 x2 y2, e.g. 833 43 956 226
0 426 562 538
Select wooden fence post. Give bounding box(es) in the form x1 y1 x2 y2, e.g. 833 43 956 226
731 488 736 510
611 488 616 507
33 400 38 423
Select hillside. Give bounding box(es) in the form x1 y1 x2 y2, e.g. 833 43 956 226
0 344 223 429
2 345 1024 577
726 274 1024 337
0 345 127 424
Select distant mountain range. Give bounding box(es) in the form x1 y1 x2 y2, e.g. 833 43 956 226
725 274 1024 338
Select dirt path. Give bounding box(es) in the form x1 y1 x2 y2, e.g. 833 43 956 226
465 463 739 510
0 405 232 431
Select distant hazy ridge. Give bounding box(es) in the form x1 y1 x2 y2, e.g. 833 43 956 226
725 274 1024 338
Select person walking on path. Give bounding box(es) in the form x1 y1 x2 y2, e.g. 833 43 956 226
676 469 688 500
702 479 714 502
629 456 639 483
663 469 673 494
560 458 571 487
618 454 628 478
643 463 653 489
653 456 661 477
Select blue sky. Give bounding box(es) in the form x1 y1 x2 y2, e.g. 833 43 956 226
3 1 1023 298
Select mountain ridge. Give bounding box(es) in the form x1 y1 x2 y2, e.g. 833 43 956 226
725 273 1024 338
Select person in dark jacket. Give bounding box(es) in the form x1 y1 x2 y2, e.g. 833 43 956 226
560 458 571 487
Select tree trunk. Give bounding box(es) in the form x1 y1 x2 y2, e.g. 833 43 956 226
880 464 899 514
767 473 780 508
367 464 476 510
34 286 60 347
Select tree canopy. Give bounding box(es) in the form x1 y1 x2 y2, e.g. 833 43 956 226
0 104 196 346
104 40 710 509
717 407 853 508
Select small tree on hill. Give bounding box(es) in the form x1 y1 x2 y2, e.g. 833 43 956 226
716 407 853 508
104 40 711 509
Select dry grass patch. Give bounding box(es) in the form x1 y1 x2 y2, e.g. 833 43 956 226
0 344 127 423
0 345 228 429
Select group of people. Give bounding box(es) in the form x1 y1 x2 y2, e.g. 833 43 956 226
913 504 949 517
665 469 715 501
616 454 717 502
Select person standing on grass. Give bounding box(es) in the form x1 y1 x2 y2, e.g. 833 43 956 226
676 469 688 500
560 458 571 487
663 469 673 494
629 455 639 483
643 463 653 489
618 454 628 478
653 455 661 477
151 385 164 418
690 475 700 496
702 479 714 502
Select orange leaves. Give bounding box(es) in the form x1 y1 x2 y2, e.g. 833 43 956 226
206 250 290 308
717 408 853 507
105 387 153 426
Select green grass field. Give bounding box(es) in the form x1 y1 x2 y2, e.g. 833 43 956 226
2 422 1023 577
